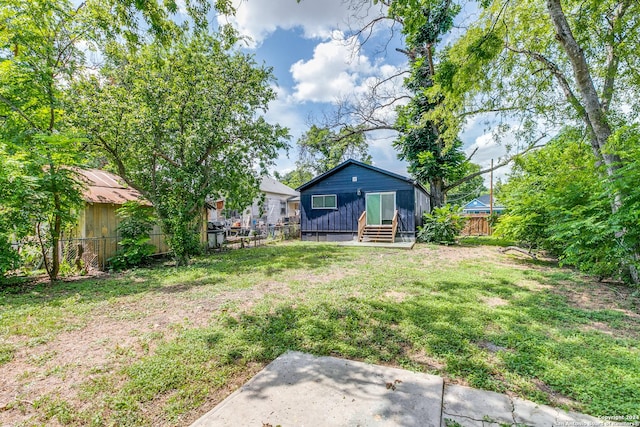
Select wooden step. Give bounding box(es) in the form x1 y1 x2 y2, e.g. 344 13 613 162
360 225 396 243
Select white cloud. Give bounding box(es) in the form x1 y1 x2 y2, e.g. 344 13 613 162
175 0 188 14
290 33 375 103
220 0 355 47
220 0 407 175
264 85 307 137
289 32 408 107
466 133 511 185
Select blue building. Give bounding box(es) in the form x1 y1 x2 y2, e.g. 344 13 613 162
297 159 430 242
462 194 505 215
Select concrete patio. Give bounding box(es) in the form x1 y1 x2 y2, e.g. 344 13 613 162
191 351 607 427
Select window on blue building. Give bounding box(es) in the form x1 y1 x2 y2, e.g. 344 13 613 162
312 195 337 209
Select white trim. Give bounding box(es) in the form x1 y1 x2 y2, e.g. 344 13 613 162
312 194 338 209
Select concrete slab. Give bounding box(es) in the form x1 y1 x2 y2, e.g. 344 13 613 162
555 407 607 426
443 385 607 427
513 397 559 426
442 385 515 426
192 352 607 427
192 351 443 427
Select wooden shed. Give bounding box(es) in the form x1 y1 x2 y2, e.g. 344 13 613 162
68 169 170 268
297 159 430 243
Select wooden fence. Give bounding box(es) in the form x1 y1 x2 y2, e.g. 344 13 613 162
461 214 492 236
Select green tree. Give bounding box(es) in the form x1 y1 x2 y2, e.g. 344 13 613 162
71 34 288 266
277 124 371 189
294 0 509 207
1 0 240 277
436 0 640 281
0 147 29 279
0 0 87 281
391 0 472 209
494 128 639 280
274 169 314 190
297 125 372 175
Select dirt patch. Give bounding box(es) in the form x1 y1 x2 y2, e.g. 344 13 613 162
532 378 582 410
408 349 446 371
0 280 293 426
560 284 638 313
515 279 553 291
289 267 352 285
580 320 640 339
580 321 617 337
416 245 501 264
555 279 639 315
179 362 265 426
551 278 640 339
476 340 510 353
481 296 508 308
383 290 409 303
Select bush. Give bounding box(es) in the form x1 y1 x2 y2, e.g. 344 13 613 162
109 202 156 270
417 205 467 244
494 127 640 282
0 235 20 281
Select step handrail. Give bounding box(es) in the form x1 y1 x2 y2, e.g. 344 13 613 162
358 211 366 242
391 210 399 243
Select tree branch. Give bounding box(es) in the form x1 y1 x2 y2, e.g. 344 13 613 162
0 94 42 131
329 124 397 144
506 44 599 150
92 132 144 195
444 136 547 191
601 1 629 112
465 146 478 162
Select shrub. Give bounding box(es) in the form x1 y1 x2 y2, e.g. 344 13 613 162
0 235 20 281
417 204 467 244
109 202 156 270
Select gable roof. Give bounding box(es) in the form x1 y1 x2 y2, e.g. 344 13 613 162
260 176 299 197
463 194 504 210
296 159 428 194
76 169 150 206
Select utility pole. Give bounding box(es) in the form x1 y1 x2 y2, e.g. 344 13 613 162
490 159 494 216
489 159 494 235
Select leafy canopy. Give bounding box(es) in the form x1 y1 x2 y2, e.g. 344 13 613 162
70 33 289 265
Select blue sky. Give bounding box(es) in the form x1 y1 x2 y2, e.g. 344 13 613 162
212 0 510 183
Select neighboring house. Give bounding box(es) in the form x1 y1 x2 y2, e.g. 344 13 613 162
462 194 505 215
297 159 430 243
208 176 300 227
69 169 170 268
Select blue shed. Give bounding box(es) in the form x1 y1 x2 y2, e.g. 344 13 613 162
296 159 430 242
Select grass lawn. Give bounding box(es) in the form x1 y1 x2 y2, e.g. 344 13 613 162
1 241 639 426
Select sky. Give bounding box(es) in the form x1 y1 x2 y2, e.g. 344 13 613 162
211 0 509 186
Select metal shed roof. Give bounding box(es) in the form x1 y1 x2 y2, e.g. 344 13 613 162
76 169 150 206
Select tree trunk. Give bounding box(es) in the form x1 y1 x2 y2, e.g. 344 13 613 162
546 0 622 208
50 210 61 282
429 177 446 210
546 0 636 282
